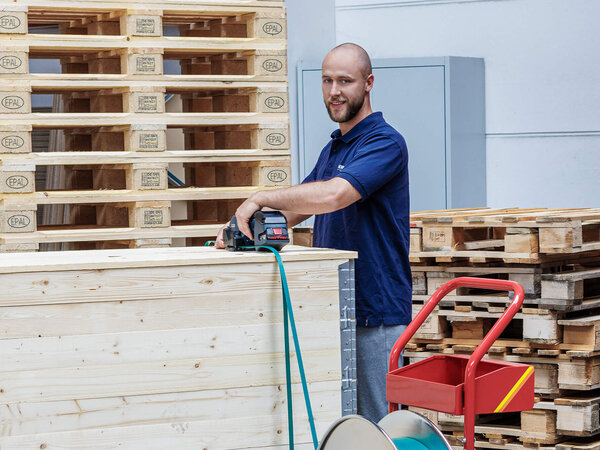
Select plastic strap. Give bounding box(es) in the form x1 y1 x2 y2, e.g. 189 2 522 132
244 246 319 450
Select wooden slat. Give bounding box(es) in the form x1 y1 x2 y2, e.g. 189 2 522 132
0 412 334 450
0 246 355 274
0 186 271 206
0 348 340 403
1 149 290 165
24 74 288 85
0 255 343 302
22 0 285 12
0 290 339 340
8 35 286 52
0 321 340 371
0 224 221 244
0 112 288 127
0 381 338 437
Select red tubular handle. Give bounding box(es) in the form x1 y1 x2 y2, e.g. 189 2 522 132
387 277 525 450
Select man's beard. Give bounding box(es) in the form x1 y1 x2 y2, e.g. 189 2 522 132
325 94 365 123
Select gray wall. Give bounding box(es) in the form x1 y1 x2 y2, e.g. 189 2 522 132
333 0 600 208
286 0 337 184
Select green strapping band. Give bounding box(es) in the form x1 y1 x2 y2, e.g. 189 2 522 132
243 246 319 450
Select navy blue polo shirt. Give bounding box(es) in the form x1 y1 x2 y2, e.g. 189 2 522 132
303 112 411 326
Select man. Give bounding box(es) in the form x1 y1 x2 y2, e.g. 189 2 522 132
216 43 411 423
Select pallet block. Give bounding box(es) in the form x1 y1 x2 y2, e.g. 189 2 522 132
0 6 27 35
0 85 31 114
120 47 164 75
0 124 32 153
120 9 163 37
0 163 35 193
124 124 167 151
0 202 37 233
0 46 28 74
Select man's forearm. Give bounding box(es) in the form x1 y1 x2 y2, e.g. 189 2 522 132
281 211 312 227
232 177 360 240
253 178 360 215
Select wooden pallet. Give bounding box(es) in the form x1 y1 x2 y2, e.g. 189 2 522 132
413 391 600 446
0 180 291 251
410 306 600 354
409 208 600 263
0 1 287 78
1 2 286 38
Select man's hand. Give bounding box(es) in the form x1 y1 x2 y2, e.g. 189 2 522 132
214 222 229 249
234 195 262 239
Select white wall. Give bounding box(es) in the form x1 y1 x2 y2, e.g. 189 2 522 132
334 0 600 208
286 0 337 184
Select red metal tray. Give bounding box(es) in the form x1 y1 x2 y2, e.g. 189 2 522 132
387 354 534 415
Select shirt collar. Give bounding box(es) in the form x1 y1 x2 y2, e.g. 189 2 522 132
330 112 383 143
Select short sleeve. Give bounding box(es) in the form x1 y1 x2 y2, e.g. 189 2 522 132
301 164 318 184
336 135 406 199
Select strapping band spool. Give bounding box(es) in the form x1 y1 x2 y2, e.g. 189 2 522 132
318 411 451 450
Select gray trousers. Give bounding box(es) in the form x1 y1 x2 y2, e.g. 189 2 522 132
356 324 407 423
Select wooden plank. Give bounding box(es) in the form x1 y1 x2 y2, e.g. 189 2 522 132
0 411 336 449
0 112 288 128
26 74 288 86
7 34 287 52
21 1 285 13
1 149 291 165
0 186 274 206
0 243 350 272
0 290 336 340
558 440 600 450
544 268 600 282
0 257 343 305
0 348 340 403
463 238 504 250
0 381 338 437
0 224 225 245
0 321 340 371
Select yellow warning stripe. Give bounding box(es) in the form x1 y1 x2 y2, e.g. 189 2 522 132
494 366 534 413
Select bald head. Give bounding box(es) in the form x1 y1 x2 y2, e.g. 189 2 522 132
326 43 372 79
321 43 374 127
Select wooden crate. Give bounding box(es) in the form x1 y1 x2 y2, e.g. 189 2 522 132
0 245 354 448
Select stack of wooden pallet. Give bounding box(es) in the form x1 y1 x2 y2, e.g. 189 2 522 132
0 0 289 251
407 207 600 449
